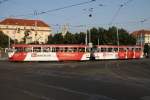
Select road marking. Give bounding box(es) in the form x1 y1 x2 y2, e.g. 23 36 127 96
22 90 54 100
30 80 116 100
18 77 116 100
141 96 150 100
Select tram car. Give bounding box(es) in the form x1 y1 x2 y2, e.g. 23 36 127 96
93 45 143 60
8 44 144 61
8 44 91 61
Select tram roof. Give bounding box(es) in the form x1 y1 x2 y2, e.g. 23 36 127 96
96 45 143 48
11 44 89 48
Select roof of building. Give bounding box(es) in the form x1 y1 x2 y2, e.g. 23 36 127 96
0 18 49 27
131 29 150 36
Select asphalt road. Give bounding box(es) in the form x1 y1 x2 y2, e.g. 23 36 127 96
0 59 150 100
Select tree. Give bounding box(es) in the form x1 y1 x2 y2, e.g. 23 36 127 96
47 27 136 46
90 27 99 45
74 32 86 44
0 31 11 48
47 35 53 44
52 33 64 44
118 28 136 45
144 44 150 58
64 32 76 44
107 26 118 45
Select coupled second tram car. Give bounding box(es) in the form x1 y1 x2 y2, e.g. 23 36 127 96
93 45 143 60
8 44 143 61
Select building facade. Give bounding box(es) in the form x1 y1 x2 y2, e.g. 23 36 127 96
131 30 150 45
0 18 52 44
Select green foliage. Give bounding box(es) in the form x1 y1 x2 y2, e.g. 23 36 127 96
64 32 76 44
144 44 150 54
47 26 136 45
74 32 86 44
47 35 53 44
0 31 10 48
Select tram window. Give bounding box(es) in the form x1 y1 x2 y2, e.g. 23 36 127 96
86 48 90 52
108 48 113 52
68 48 74 52
127 48 133 51
92 47 97 52
59 47 64 52
43 47 50 52
64 47 68 52
127 48 132 50
132 48 134 51
114 48 118 52
7 48 15 52
73 48 77 52
79 48 85 52
98 48 101 52
101 48 106 52
82 48 85 52
33 47 41 52
135 48 138 51
119 48 124 51
135 48 141 51
52 47 56 52
24 47 32 52
56 47 59 52
15 47 24 52
94 48 100 52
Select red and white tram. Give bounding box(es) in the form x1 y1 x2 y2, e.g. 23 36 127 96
8 44 91 61
93 45 143 60
8 44 144 61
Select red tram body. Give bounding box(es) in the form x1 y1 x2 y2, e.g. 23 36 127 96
8 44 143 61
94 45 143 60
8 44 91 61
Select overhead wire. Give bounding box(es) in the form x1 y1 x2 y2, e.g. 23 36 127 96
109 0 134 25
38 0 96 15
0 0 96 19
0 0 9 4
1 0 149 32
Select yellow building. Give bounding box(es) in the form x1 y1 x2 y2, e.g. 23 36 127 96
0 18 52 44
131 29 150 45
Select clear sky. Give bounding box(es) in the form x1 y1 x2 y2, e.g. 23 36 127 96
0 0 150 33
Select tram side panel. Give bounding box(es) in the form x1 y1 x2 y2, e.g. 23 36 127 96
94 45 144 60
94 52 118 60
25 52 59 61
56 52 83 61
8 52 28 61
81 52 91 61
8 44 91 61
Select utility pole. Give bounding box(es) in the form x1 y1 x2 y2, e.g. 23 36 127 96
84 25 88 45
8 36 10 48
13 26 17 45
116 27 119 50
85 33 88 45
34 10 38 44
89 28 91 44
140 32 143 47
98 37 99 45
